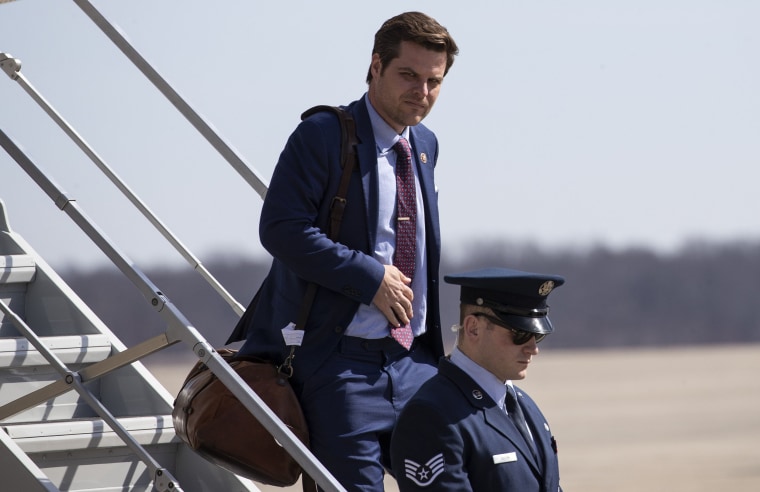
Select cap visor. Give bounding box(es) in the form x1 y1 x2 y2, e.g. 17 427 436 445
494 313 554 335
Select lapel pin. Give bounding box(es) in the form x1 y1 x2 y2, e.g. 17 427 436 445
420 152 428 163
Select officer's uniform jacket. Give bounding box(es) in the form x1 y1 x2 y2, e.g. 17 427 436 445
390 357 562 491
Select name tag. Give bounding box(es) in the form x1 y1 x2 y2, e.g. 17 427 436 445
493 452 517 464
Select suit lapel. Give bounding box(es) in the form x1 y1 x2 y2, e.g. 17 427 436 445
483 405 541 472
520 390 558 486
409 128 440 260
351 98 380 249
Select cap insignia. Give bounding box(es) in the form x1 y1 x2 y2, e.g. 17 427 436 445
538 281 555 296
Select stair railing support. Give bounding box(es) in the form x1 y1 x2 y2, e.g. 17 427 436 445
0 128 346 492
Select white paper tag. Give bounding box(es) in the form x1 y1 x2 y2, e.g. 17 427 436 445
281 322 305 346
493 452 517 464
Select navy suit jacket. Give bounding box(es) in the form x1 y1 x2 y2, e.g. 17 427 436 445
390 358 562 492
237 95 444 390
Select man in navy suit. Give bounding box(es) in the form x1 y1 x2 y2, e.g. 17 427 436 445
390 268 565 491
235 11 459 491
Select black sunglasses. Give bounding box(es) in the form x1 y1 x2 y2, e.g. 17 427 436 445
471 313 547 345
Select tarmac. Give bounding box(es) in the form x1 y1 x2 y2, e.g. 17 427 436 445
148 343 760 492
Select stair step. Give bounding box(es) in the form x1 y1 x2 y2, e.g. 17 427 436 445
0 335 115 423
0 254 36 284
0 334 112 367
0 254 36 336
3 415 177 453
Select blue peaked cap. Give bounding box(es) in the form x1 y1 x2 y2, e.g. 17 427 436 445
444 267 566 335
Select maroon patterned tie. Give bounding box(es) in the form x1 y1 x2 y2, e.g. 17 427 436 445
390 137 416 350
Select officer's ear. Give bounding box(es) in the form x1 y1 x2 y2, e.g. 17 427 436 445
462 313 481 339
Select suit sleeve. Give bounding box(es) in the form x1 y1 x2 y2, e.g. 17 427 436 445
391 399 474 492
259 116 384 305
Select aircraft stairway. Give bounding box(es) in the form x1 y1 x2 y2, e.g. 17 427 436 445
0 203 258 491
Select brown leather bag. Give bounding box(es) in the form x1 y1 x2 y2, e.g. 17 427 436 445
172 349 308 486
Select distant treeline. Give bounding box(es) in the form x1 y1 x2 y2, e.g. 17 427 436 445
60 240 760 356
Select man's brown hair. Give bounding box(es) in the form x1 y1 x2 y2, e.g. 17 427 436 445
366 11 459 84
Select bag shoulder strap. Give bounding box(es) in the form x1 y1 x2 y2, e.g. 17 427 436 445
293 105 358 330
300 105 358 240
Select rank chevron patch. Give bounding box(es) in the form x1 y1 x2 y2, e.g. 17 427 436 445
404 453 445 487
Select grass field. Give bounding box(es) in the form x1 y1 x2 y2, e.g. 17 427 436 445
149 344 760 491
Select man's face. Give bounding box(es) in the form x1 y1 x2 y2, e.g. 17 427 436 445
471 315 540 382
368 40 448 133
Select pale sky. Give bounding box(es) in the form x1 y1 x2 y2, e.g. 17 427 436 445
1 0 759 271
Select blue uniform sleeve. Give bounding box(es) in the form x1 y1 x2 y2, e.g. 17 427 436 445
390 399 474 492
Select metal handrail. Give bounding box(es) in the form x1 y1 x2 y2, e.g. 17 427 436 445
71 0 269 201
0 51 244 317
0 129 346 492
3 1 345 487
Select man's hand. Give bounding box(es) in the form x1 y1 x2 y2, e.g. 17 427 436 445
373 265 414 326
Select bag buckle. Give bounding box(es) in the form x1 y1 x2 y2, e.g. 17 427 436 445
277 348 295 379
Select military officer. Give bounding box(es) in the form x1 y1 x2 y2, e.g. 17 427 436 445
390 267 565 491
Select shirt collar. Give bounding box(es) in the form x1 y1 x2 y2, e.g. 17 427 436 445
450 346 510 410
364 93 410 154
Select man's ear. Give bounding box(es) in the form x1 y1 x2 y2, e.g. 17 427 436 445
370 53 382 78
462 314 480 339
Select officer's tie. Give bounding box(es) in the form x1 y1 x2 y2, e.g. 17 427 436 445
390 137 415 350
506 385 538 459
